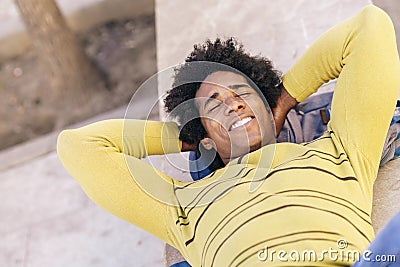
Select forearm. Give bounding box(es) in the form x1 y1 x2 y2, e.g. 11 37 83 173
107 119 182 157
281 5 400 190
56 119 182 242
281 12 348 102
272 83 299 135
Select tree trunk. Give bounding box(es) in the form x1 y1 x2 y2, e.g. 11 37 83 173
14 0 108 126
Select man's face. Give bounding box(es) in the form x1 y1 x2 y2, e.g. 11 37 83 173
195 71 276 164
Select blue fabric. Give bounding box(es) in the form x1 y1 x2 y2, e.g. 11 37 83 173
170 261 191 267
295 91 333 142
380 100 400 166
352 212 400 266
189 150 212 181
392 101 400 159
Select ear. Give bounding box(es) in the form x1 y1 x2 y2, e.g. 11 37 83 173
200 137 216 150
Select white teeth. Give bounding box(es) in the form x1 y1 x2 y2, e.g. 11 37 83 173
231 117 252 130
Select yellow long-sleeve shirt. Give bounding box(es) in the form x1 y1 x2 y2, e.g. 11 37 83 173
57 6 400 266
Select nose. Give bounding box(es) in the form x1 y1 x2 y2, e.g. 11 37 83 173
224 95 246 115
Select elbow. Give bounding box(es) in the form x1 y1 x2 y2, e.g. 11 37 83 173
57 129 73 153
57 123 122 178
57 129 84 174
57 129 70 163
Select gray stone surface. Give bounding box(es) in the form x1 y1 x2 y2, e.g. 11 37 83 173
0 107 125 172
0 151 164 267
372 159 400 231
373 0 400 54
156 0 371 74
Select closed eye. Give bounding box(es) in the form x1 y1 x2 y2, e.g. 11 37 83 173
237 92 250 97
209 101 222 112
236 91 251 98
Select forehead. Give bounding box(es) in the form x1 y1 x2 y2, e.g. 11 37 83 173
195 71 249 98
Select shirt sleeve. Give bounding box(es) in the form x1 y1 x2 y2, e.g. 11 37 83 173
282 5 400 193
57 119 182 243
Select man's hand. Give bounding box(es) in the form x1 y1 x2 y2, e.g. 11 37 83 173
181 141 197 152
272 83 298 135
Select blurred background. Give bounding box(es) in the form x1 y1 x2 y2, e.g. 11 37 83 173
0 0 399 266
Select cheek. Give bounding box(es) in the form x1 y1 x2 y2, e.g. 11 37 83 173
252 101 270 121
210 121 228 137
203 120 229 140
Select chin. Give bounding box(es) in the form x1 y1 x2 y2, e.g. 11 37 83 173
232 141 261 156
249 142 262 152
247 135 262 150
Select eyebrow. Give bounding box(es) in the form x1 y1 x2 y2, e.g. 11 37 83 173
203 83 250 109
227 83 250 90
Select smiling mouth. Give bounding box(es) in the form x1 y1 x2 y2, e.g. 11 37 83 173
230 116 254 130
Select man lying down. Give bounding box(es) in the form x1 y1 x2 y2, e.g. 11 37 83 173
58 5 400 266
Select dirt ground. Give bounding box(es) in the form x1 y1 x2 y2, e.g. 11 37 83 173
0 14 156 151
